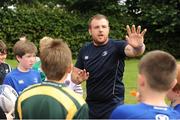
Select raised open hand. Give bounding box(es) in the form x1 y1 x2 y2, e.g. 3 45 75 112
126 25 147 48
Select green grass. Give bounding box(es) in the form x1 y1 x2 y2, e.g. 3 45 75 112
6 59 18 68
124 59 139 104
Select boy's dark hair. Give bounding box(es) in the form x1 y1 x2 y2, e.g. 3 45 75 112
139 50 177 92
13 40 37 57
0 40 7 54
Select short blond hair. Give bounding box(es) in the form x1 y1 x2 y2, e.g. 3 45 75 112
39 36 54 52
139 50 177 92
88 14 109 28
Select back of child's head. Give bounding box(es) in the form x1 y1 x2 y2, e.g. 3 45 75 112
40 39 72 81
139 50 177 92
13 40 37 57
0 40 7 54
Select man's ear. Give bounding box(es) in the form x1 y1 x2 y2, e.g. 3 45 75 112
88 29 92 36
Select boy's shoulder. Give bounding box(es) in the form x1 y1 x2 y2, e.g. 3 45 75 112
111 103 180 119
113 103 144 112
5 68 17 75
0 62 11 68
0 63 11 72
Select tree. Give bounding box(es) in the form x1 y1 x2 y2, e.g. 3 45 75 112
126 0 180 57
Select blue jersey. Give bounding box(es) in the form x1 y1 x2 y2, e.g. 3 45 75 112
75 39 127 118
174 104 180 113
3 68 41 95
110 103 180 119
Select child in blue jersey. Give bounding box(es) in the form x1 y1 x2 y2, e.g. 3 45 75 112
3 40 41 95
167 64 180 113
110 50 180 119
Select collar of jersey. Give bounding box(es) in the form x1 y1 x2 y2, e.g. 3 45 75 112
42 81 66 88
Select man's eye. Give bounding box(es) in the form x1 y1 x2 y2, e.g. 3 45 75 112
102 26 107 28
94 26 99 29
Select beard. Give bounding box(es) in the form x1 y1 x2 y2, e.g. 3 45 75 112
92 37 108 46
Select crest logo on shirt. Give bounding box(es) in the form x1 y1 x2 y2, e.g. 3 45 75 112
34 78 38 83
5 69 9 73
18 80 24 84
102 51 108 56
155 114 169 120
84 56 89 60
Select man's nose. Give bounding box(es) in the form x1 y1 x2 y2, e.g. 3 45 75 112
99 27 103 32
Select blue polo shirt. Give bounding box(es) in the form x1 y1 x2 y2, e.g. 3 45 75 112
3 68 41 95
174 104 180 113
110 103 180 119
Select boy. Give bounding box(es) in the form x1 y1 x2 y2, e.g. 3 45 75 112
167 64 180 112
0 40 12 84
3 40 41 94
110 50 180 119
15 39 89 119
32 36 53 81
33 36 83 95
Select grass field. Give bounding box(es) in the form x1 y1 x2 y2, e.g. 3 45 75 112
6 58 179 104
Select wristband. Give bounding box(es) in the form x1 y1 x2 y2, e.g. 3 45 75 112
134 44 144 50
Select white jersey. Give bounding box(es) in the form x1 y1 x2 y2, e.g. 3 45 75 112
64 73 83 96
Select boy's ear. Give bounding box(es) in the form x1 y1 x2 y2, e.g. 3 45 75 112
16 55 21 62
170 78 177 89
138 74 145 87
66 64 73 74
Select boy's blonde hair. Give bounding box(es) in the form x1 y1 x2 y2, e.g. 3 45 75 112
40 39 72 81
39 36 53 52
139 50 177 92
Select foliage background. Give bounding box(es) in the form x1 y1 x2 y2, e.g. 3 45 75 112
0 0 180 58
